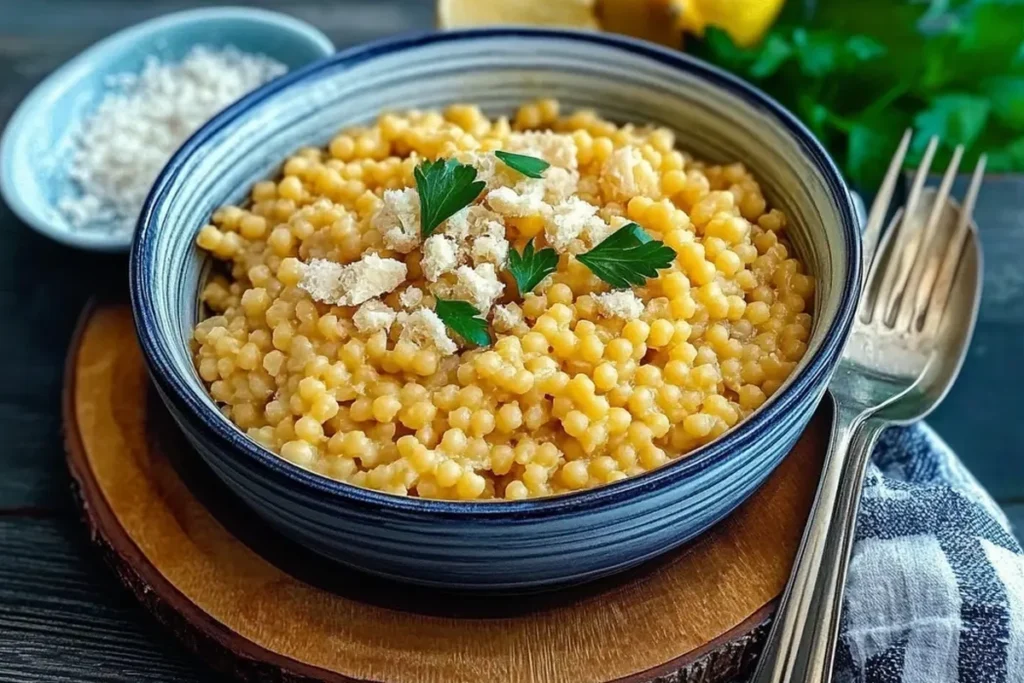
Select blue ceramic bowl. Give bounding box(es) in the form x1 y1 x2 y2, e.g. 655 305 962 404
0 7 334 252
131 29 861 591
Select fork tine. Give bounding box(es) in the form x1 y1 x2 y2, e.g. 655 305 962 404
859 206 904 323
893 145 964 332
861 129 912 279
870 135 939 325
921 155 986 335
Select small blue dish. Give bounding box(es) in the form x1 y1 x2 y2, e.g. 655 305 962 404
0 7 334 252
131 28 862 591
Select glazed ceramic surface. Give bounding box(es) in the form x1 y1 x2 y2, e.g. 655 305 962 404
130 29 861 591
0 7 334 252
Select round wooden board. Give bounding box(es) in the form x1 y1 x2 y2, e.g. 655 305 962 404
63 301 829 683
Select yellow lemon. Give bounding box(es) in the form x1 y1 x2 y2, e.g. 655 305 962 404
437 0 600 30
593 0 685 47
681 0 786 47
437 0 783 48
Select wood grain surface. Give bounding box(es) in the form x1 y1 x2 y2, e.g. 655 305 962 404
1 2 1022 681
65 303 830 683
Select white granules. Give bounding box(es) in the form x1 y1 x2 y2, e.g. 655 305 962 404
492 302 524 333
593 291 646 319
299 254 407 306
58 45 286 234
399 308 458 356
352 299 397 334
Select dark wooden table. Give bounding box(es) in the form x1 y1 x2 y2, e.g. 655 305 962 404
0 2 1020 680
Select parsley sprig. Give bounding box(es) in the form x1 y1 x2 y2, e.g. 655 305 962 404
576 223 677 289
507 239 559 296
434 297 491 347
495 150 550 179
689 1 1024 186
414 159 485 238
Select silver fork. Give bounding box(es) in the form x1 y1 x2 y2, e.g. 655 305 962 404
751 135 987 683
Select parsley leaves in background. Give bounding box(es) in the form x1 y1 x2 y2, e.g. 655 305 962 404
434 297 491 347
508 239 559 296
495 150 551 178
690 0 1024 187
577 223 677 288
414 159 485 237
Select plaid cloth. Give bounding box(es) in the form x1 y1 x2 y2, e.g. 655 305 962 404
833 424 1024 682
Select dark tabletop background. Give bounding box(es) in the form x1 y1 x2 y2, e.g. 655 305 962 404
0 1 1021 681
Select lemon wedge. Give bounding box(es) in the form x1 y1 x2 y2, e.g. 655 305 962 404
437 0 600 30
594 0 684 47
683 0 785 47
437 0 784 48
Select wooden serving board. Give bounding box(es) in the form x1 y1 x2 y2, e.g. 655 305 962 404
63 301 829 683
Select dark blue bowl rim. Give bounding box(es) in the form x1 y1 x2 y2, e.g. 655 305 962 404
130 27 861 519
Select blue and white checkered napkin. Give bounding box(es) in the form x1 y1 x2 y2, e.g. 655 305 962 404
833 424 1024 682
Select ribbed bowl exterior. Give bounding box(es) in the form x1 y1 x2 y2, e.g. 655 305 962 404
130 29 861 591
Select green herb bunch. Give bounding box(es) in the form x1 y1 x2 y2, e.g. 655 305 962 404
689 0 1024 188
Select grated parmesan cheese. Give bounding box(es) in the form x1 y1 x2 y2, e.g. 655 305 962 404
582 215 615 248
58 46 285 234
593 291 646 319
421 234 460 281
542 166 580 204
505 131 578 169
399 286 423 310
399 308 458 356
299 254 406 306
375 188 422 253
442 207 472 243
458 151 513 191
353 299 397 334
452 263 505 313
492 302 524 333
471 234 509 266
600 146 660 202
486 182 548 218
545 197 599 252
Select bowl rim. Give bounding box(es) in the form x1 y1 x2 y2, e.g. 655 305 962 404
0 6 336 253
131 27 862 519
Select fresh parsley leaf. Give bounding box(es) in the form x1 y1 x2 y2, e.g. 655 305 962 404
987 136 1024 173
748 33 794 79
495 150 550 179
791 28 839 78
414 159 485 238
434 297 491 347
983 76 1024 129
843 35 887 64
678 0 1024 181
507 239 559 296
695 27 756 72
913 94 991 150
846 109 914 189
576 223 677 289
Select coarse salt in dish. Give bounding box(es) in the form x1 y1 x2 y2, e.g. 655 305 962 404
58 45 285 236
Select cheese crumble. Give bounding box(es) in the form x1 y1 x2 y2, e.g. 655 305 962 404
376 188 422 253
399 308 458 356
593 291 646 320
421 235 460 281
299 254 406 306
492 302 524 332
353 299 397 334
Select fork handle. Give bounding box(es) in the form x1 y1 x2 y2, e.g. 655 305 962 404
749 399 875 683
801 419 888 680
